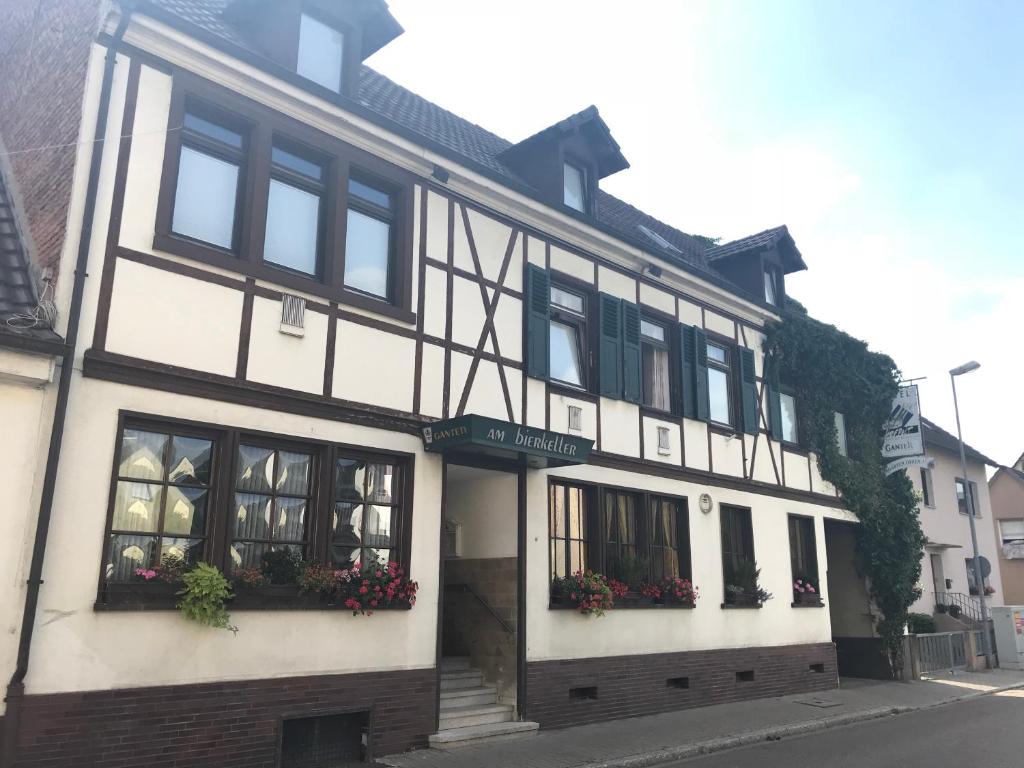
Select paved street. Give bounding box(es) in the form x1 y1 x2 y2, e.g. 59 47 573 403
670 692 1024 767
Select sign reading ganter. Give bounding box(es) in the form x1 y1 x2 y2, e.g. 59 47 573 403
882 384 924 459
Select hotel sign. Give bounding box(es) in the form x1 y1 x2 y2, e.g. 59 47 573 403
882 385 924 459
422 415 593 466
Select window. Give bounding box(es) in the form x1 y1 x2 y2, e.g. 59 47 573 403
920 467 935 507
603 490 639 578
563 162 587 212
650 497 690 582
788 515 819 584
999 519 1024 545
231 444 314 569
764 268 780 306
297 13 345 93
264 143 325 277
550 482 588 580
779 392 799 444
706 342 732 425
100 418 412 601
641 318 671 411
106 428 213 582
171 109 245 250
549 284 587 387
834 411 848 457
955 478 980 516
156 76 415 320
344 176 396 300
720 505 755 603
332 457 400 567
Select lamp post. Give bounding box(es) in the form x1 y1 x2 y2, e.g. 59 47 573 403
950 360 992 665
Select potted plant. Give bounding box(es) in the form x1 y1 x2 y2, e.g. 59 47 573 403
606 554 651 606
177 562 237 633
725 561 773 607
334 559 418 616
551 571 615 616
935 603 948 614
948 604 962 619
792 577 823 606
651 576 699 607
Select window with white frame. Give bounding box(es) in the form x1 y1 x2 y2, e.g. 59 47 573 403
834 411 848 457
779 392 799 444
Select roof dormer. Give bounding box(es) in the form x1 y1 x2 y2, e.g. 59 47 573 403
705 226 807 308
224 0 403 97
498 106 629 218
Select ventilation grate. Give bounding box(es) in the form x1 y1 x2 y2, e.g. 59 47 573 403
666 676 690 689
568 405 583 432
280 712 367 768
736 670 755 683
657 426 671 455
569 686 598 701
280 294 306 336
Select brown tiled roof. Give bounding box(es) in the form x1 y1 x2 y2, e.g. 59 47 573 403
138 1 757 292
706 225 807 272
0 176 36 317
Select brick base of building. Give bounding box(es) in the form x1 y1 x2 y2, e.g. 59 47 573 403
525 642 838 729
8 667 436 768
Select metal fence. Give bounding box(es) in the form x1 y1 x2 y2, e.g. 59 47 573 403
917 631 968 674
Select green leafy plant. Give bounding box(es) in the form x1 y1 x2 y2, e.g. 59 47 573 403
765 301 925 676
260 548 302 585
297 562 343 594
606 553 650 590
906 612 937 634
725 560 773 605
177 563 236 633
230 566 267 588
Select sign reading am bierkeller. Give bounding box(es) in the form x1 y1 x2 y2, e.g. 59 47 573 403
882 384 924 459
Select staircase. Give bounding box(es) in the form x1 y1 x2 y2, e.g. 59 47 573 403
429 657 538 749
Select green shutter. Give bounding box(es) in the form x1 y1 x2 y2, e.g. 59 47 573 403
767 357 782 438
525 264 550 380
621 300 641 404
694 327 710 421
598 293 622 397
680 324 709 421
739 347 758 435
680 324 697 418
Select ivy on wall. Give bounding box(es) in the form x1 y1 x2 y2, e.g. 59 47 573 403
765 299 925 676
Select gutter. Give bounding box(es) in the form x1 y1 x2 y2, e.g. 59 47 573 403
1 5 134 765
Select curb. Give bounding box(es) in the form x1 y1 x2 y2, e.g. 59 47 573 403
584 679 1024 768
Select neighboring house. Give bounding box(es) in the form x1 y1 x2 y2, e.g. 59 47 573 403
0 1 880 764
909 417 1002 625
989 453 1024 605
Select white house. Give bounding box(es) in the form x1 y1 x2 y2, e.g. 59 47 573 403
0 1 877 764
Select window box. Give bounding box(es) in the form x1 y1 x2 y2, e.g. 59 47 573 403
97 581 180 611
792 593 825 608
721 596 764 609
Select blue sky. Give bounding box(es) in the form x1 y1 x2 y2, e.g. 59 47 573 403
370 0 1023 464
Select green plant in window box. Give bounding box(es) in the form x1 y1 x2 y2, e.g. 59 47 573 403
725 561 773 607
551 571 617 616
177 562 237 633
606 554 651 605
259 548 302 585
643 577 699 607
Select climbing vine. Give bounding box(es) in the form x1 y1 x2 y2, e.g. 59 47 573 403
764 300 925 676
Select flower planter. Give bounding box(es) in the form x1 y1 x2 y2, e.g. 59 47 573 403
615 592 654 608
656 596 697 609
724 594 763 608
935 603 948 614
948 605 962 619
792 592 824 607
97 581 180 610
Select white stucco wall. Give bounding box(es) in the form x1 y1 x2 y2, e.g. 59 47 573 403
446 468 517 560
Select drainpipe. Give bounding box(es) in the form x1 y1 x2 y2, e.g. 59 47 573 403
1 5 134 766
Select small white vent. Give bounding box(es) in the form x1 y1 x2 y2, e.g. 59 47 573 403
280 294 306 336
657 426 671 455
568 405 583 433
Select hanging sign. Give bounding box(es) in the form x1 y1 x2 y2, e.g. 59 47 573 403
882 385 924 459
884 455 935 477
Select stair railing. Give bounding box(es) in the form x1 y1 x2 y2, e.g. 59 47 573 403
934 591 986 624
445 582 514 635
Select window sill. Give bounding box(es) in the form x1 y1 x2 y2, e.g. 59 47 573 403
791 600 826 608
150 233 416 324
548 381 599 403
708 423 739 437
96 584 414 612
780 442 810 457
549 595 695 610
639 405 677 420
720 602 764 610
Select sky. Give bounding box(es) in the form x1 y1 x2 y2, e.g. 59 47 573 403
368 0 1024 466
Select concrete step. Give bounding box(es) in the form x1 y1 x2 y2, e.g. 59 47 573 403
440 670 483 691
439 686 498 709
438 703 515 730
428 720 539 750
440 656 471 672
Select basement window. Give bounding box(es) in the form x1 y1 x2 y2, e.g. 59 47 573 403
281 712 367 767
736 670 755 683
666 676 690 689
569 685 598 701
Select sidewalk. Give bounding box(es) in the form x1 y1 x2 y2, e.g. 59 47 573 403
381 669 1024 768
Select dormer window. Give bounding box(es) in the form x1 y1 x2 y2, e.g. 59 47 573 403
297 12 345 93
764 266 780 306
563 162 587 213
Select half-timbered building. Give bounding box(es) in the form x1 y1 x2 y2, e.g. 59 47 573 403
0 1 874 764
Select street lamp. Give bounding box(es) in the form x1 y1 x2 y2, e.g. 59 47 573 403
950 360 992 665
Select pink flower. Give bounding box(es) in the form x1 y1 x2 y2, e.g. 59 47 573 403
359 586 368 595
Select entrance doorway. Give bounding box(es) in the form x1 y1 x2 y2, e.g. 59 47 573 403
930 554 946 601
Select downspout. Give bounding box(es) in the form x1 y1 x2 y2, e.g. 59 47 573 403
1 5 134 765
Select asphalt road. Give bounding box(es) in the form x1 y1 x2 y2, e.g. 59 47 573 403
671 692 1024 768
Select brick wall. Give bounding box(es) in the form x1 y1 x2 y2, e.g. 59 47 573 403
11 667 436 767
525 642 837 729
0 0 103 275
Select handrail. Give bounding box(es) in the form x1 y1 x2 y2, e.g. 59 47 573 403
934 591 986 624
445 583 514 635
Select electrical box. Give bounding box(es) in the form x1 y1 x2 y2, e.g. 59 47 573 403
990 606 1024 670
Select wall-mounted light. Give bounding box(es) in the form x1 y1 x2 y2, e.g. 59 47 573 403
431 165 450 183
644 263 663 278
